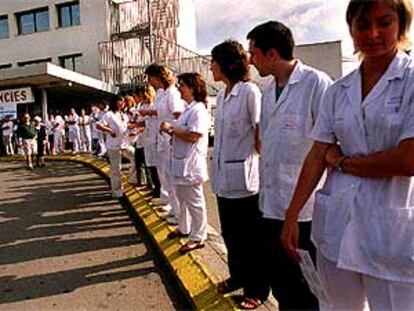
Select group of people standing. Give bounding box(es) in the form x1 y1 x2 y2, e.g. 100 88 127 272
5 0 414 309
108 0 413 310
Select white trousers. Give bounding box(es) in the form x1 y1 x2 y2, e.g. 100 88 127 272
157 148 179 215
175 183 207 242
107 147 137 197
69 129 81 152
2 134 14 155
80 127 92 152
53 131 63 153
317 251 414 311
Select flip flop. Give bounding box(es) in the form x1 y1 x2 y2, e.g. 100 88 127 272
167 229 189 239
179 241 205 254
239 297 263 310
239 298 263 310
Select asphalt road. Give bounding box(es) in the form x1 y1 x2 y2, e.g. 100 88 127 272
0 161 190 311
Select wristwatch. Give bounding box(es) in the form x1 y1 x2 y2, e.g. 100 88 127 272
336 156 349 173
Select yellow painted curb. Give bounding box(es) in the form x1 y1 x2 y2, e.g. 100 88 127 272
1 155 238 310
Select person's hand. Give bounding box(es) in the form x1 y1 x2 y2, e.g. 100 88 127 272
159 121 172 133
325 144 343 169
281 213 301 263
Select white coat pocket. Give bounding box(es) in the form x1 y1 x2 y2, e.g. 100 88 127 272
375 208 414 277
171 157 189 177
312 191 346 245
224 155 259 192
224 160 247 191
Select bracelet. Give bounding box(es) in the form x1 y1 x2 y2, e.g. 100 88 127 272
336 156 349 173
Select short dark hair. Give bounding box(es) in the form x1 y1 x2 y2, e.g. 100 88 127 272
144 63 175 88
247 21 295 60
108 95 124 112
211 40 250 83
177 72 208 104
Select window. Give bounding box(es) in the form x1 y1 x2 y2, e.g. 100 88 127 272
57 1 80 27
16 8 50 35
18 58 52 67
0 63 12 70
59 53 82 71
0 15 9 38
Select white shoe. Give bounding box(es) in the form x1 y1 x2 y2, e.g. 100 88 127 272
166 215 178 225
158 204 172 213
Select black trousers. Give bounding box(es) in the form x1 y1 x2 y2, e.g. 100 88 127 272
217 194 269 300
261 218 319 310
148 166 161 198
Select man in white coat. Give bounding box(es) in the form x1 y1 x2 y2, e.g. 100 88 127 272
247 20 332 310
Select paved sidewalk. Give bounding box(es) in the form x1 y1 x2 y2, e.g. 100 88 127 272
53 155 278 310
0 161 188 311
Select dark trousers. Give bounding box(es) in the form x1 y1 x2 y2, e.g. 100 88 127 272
217 194 269 300
92 138 99 154
134 147 146 185
262 218 318 310
148 166 161 198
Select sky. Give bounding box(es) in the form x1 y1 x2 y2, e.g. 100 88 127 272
195 0 414 57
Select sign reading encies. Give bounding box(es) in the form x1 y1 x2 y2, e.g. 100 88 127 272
0 87 34 119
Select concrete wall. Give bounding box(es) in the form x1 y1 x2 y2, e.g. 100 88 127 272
0 0 110 79
295 40 342 80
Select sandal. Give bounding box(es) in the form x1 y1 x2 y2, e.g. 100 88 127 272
239 297 263 310
167 229 189 239
179 241 205 254
217 279 241 294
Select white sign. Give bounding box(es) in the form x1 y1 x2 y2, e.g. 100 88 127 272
0 87 34 105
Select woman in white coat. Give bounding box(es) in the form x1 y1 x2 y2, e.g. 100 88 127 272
97 95 137 198
282 0 414 310
160 73 210 254
210 40 268 309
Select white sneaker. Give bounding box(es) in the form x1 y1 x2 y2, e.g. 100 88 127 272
166 215 178 225
158 204 172 213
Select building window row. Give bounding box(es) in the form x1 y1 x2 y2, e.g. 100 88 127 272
0 1 80 38
1 53 82 70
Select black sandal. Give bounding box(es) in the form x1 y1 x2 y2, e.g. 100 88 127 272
167 229 189 239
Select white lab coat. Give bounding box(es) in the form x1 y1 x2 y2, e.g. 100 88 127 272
210 81 261 199
259 61 332 221
171 101 210 185
311 51 414 283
